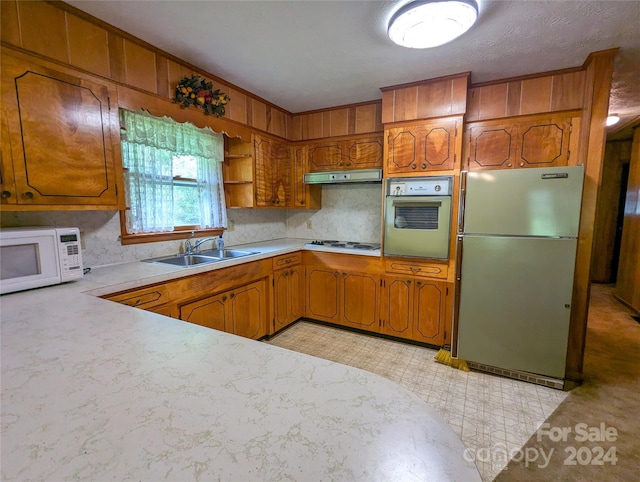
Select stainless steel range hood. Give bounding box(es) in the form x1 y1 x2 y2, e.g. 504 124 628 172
303 169 383 184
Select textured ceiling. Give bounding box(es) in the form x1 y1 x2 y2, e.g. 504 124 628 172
67 0 640 133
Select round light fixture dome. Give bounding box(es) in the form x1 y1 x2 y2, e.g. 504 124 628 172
388 0 479 49
606 114 620 126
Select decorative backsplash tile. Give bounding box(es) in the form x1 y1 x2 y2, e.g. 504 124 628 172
0 184 382 267
286 184 383 243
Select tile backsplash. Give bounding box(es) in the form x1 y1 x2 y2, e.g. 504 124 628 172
287 184 383 243
0 184 383 267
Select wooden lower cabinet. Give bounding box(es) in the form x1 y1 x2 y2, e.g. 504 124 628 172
305 266 340 322
273 265 304 332
380 275 448 346
305 263 379 330
180 279 268 340
379 276 413 339
341 270 379 330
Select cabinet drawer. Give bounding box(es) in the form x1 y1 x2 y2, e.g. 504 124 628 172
272 252 301 270
385 260 448 279
104 284 169 309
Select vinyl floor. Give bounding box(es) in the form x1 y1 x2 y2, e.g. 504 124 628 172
267 320 568 481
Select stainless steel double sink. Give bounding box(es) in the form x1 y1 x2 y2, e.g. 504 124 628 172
143 249 258 267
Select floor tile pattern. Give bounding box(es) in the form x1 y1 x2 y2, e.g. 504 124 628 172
266 322 568 481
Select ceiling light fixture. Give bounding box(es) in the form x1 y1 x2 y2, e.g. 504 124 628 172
606 114 620 126
388 0 479 49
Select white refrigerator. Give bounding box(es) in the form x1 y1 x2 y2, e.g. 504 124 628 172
455 166 584 380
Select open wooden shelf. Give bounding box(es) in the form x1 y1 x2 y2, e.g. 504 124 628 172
223 136 255 208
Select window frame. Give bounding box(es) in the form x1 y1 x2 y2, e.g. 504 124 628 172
117 109 228 245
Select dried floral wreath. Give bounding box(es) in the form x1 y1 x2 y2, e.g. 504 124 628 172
173 75 230 117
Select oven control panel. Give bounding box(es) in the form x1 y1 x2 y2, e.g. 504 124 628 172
387 176 452 196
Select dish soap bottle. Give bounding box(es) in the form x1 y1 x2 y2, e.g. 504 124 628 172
216 234 225 250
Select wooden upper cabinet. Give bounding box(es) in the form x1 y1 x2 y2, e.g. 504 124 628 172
466 113 578 171
307 134 383 172
291 143 321 209
254 134 291 207
1 49 122 210
385 116 461 174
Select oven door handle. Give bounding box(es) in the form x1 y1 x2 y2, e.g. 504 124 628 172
391 200 443 207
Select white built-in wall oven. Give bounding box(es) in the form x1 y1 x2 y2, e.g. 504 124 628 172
383 176 453 259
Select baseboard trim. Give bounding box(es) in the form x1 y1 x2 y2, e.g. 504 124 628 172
467 361 566 390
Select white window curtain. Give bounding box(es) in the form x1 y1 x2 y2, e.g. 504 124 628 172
120 109 227 234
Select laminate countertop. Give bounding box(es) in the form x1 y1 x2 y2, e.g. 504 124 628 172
1 238 480 481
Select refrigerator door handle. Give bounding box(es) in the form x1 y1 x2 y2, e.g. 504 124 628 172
451 235 464 358
458 171 467 234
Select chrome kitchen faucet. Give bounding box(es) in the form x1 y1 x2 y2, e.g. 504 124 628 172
184 233 218 254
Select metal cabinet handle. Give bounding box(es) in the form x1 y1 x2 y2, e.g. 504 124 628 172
222 295 227 301
230 293 235 299
1 191 11 199
519 162 525 167
507 162 512 168
416 281 422 286
421 163 427 169
411 164 417 169
22 191 34 200
334 271 338 276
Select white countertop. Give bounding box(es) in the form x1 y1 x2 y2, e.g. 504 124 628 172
1 238 480 481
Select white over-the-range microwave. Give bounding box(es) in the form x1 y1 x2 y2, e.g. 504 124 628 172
0 227 84 294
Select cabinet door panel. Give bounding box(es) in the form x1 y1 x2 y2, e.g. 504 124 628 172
180 295 227 332
421 124 454 170
516 118 571 168
254 136 275 206
254 135 292 207
387 128 417 172
342 271 378 328
468 124 516 170
2 53 119 207
273 142 291 206
292 145 307 207
308 142 343 171
382 277 412 339
288 266 304 322
306 268 340 322
274 269 292 331
413 280 445 345
229 280 266 340
346 136 383 169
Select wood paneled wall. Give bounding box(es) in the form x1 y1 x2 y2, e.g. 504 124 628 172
466 70 586 121
566 49 617 381
592 140 633 283
614 127 640 314
291 101 383 141
380 73 469 124
0 0 292 139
